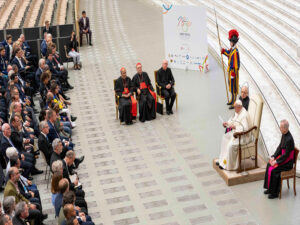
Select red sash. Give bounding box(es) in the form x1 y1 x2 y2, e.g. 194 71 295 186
123 88 137 117
267 149 294 188
139 82 157 109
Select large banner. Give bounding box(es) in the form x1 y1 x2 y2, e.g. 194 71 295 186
163 5 208 71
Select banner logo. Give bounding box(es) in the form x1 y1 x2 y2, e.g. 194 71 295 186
177 16 192 32
162 4 173 14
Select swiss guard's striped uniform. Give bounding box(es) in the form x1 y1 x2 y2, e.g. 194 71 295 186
222 46 240 105
221 29 240 106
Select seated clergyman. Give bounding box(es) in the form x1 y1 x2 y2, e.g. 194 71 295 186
156 59 176 115
263 120 295 199
239 85 249 111
217 100 252 170
132 63 156 122
114 67 137 125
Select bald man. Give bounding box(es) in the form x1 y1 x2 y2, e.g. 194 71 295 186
156 60 176 115
263 120 295 199
217 100 252 170
115 67 137 125
132 63 156 122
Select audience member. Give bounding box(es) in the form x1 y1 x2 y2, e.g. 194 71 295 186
79 11 92 46
68 31 81 70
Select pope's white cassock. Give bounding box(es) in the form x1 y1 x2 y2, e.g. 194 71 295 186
219 105 252 170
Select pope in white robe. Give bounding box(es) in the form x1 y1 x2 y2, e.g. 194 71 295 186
218 100 252 170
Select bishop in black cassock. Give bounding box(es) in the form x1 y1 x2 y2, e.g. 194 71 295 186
115 67 137 125
132 63 156 122
263 120 295 199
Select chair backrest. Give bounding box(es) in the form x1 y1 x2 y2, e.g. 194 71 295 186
113 79 118 104
248 94 264 140
154 70 158 84
293 148 299 170
64 45 69 57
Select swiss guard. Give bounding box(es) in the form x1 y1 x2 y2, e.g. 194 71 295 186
221 29 240 109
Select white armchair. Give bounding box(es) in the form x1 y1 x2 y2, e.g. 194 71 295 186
234 94 264 173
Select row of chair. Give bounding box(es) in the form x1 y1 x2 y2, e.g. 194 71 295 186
57 0 68 25
8 0 31 29
39 0 57 27
114 70 179 120
24 0 43 28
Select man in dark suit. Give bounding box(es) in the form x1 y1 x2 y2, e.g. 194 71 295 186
10 115 34 155
46 52 70 90
1 123 40 177
156 59 176 115
47 110 73 149
40 32 48 57
11 48 31 76
35 59 45 87
11 48 36 91
78 11 92 46
38 121 53 165
42 20 53 35
5 167 43 225
0 46 8 76
50 138 64 169
62 151 86 202
12 202 29 225
20 34 38 68
49 43 73 89
2 34 13 62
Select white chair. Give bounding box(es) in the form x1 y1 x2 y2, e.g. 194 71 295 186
234 94 264 173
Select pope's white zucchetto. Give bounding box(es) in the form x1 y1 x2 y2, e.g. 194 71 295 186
235 100 243 106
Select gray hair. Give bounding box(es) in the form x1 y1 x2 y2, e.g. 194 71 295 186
1 123 9 132
8 70 14 79
241 85 249 93
280 119 289 129
15 201 26 217
7 167 16 179
39 120 48 130
3 196 15 214
39 58 45 67
6 147 18 159
52 160 63 173
52 138 62 151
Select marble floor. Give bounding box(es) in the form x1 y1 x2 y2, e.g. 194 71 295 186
1 0 299 225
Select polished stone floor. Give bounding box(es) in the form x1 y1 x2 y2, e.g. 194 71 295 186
1 0 299 225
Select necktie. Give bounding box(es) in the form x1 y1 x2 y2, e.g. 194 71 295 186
18 58 24 68
7 137 15 148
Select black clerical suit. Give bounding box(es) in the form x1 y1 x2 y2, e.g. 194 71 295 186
132 72 156 122
263 131 295 196
115 76 136 124
239 96 249 111
156 67 176 112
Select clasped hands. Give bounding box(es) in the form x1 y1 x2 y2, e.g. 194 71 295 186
122 92 131 98
166 84 171 89
223 122 236 129
269 157 277 166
